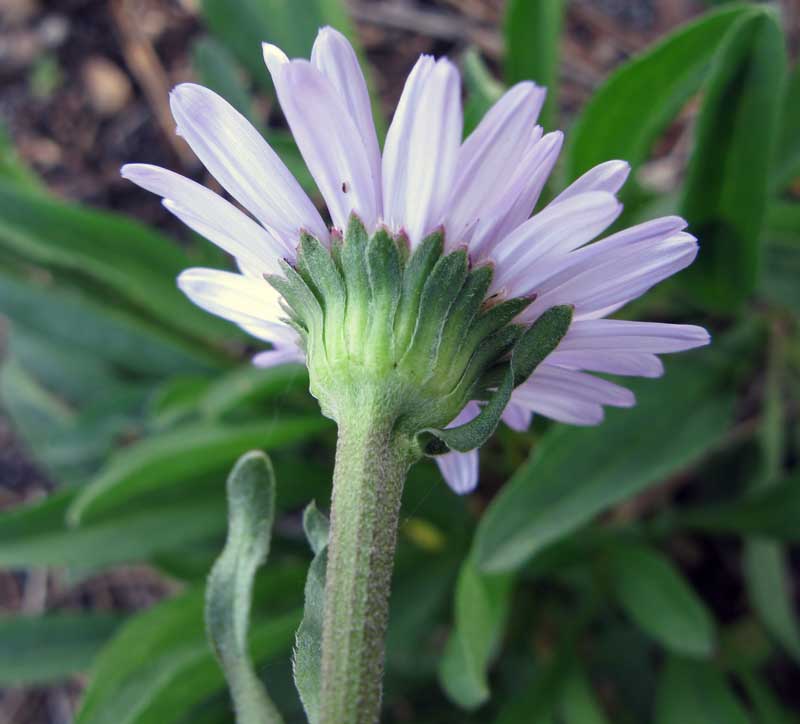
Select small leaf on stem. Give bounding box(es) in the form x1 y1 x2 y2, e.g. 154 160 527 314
205 450 284 724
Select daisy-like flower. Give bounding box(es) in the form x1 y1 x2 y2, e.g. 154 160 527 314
124 28 712 724
122 27 708 495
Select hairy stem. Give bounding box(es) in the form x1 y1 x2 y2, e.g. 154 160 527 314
318 405 413 724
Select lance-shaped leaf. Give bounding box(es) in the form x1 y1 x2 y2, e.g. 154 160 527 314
293 502 330 723
68 417 328 525
774 61 800 192
0 486 225 570
654 658 751 724
559 667 611 724
438 556 513 710
75 567 302 724
474 350 737 573
205 451 284 723
419 305 572 455
0 613 123 685
504 0 564 129
462 48 506 136
678 472 800 540
680 8 787 310
566 4 753 183
607 544 715 658
0 179 231 346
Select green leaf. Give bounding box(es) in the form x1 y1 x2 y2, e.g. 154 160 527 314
68 416 329 524
474 354 736 572
0 179 229 344
1 357 145 483
293 503 330 723
75 570 302 724
679 472 800 540
492 644 574 724
192 36 259 126
761 237 800 314
654 658 751 724
739 671 796 724
743 339 800 664
743 541 800 663
607 544 715 658
0 269 218 376
0 122 41 189
0 614 122 684
198 363 309 421
504 0 564 128
8 327 132 408
438 557 513 709
565 4 753 183
559 667 611 724
774 61 800 191
765 202 800 242
462 48 506 136
205 452 283 723
0 487 225 570
679 9 787 309
302 500 330 556
200 0 356 93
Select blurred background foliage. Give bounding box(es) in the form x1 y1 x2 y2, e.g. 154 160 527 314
0 0 799 722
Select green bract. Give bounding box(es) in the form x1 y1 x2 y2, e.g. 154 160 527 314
266 214 573 457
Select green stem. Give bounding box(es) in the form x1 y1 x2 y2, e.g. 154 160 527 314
319 405 413 724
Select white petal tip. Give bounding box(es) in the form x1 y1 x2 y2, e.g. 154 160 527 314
262 43 289 76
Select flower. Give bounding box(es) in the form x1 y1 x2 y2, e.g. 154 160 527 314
122 27 709 495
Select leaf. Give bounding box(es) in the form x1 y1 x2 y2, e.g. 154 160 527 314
0 269 218 376
462 47 506 136
761 237 800 314
8 327 132 408
75 569 302 724
192 36 259 126
565 4 754 183
68 416 329 524
607 544 715 658
205 452 283 723
0 121 41 189
0 179 229 345
761 203 800 314
0 614 122 684
742 336 800 664
1 327 152 483
774 61 800 191
200 0 357 93
1 357 145 484
491 641 575 724
0 487 225 570
504 0 564 128
743 541 800 663
438 557 513 709
386 551 459 677
474 353 736 573
679 472 800 540
559 667 611 724
679 9 787 309
739 671 796 724
293 503 329 723
765 202 800 242
654 657 751 724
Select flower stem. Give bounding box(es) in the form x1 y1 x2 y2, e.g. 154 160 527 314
319 405 413 724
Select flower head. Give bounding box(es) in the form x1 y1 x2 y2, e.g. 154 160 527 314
122 27 709 494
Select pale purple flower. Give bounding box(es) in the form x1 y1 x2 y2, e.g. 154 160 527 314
122 27 709 495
